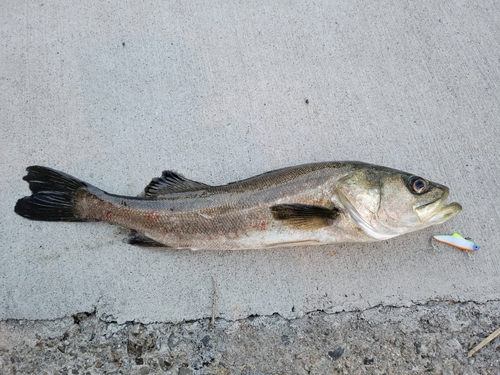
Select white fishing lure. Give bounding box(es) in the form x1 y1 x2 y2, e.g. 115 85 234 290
433 233 480 252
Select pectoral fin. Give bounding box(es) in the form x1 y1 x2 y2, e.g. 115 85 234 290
270 204 339 230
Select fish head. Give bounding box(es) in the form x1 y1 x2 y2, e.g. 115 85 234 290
336 166 462 240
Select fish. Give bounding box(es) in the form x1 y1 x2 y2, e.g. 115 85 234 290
14 162 462 250
433 233 480 252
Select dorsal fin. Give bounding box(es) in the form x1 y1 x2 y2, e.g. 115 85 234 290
143 170 210 197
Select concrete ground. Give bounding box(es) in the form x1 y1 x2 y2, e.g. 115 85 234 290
1 1 500 373
1 301 499 374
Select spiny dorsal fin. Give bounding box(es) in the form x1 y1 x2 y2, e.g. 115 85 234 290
144 170 210 197
270 204 339 230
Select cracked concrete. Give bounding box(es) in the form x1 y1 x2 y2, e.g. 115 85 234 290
2 300 500 374
2 0 500 373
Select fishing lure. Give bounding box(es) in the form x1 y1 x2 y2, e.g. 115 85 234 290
433 233 480 252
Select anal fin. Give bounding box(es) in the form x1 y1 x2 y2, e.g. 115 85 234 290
125 231 168 247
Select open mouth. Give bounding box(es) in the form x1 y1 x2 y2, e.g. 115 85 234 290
428 201 462 223
415 191 462 223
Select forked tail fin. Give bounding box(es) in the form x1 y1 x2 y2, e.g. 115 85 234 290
15 166 92 221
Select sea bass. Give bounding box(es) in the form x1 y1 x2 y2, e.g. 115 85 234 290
14 162 462 250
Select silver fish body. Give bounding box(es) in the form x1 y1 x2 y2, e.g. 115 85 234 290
15 162 462 250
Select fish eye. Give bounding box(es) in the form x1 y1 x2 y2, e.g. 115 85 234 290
408 176 428 194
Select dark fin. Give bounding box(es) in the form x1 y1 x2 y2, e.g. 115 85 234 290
15 166 90 221
144 170 210 197
126 231 167 247
270 204 339 230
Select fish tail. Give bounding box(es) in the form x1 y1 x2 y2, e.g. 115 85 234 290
15 166 95 222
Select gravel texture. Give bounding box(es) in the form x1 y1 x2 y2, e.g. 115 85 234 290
1 300 499 374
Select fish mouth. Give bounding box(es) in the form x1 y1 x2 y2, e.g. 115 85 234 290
427 201 462 224
415 191 462 224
